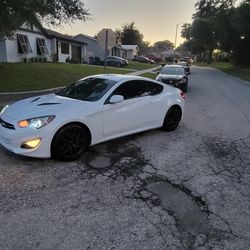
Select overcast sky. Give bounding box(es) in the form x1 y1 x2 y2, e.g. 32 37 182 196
54 0 197 46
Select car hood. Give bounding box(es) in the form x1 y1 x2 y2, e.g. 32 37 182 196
157 74 184 80
3 93 89 121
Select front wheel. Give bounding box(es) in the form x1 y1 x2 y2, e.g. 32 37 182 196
162 106 182 131
51 124 88 161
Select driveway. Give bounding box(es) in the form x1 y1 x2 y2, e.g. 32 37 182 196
0 65 250 249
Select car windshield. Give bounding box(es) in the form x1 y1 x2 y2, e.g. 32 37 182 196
160 67 185 75
177 62 188 66
56 77 117 101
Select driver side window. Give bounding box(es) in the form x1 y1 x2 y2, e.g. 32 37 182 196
112 80 163 100
113 81 139 100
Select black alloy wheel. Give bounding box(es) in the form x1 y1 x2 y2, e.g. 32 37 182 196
51 124 88 161
116 62 121 67
162 106 182 131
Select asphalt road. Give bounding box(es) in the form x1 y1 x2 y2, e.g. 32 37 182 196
0 65 250 249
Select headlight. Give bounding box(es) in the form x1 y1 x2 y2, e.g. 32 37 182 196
18 115 55 129
178 78 186 84
0 105 9 115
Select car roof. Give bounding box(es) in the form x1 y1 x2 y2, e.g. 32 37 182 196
107 56 122 59
163 64 184 68
82 74 157 83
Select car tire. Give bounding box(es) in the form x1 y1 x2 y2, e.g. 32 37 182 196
116 62 121 67
51 123 88 161
162 106 182 131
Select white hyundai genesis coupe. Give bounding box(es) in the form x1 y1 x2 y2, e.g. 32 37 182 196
0 74 185 161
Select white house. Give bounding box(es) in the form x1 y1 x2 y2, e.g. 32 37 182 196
74 33 104 62
0 23 87 63
121 45 139 60
75 29 129 62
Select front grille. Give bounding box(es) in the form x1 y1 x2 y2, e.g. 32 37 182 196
0 117 15 130
161 79 177 85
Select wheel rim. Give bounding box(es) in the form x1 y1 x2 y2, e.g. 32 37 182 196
166 110 181 130
57 126 86 159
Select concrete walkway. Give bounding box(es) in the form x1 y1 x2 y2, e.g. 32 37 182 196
0 66 161 107
126 65 161 76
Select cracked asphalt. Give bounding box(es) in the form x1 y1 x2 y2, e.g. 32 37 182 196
0 65 250 249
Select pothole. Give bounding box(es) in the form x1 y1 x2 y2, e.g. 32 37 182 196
147 181 210 236
88 156 111 169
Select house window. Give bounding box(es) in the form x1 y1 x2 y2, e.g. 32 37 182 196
61 42 69 54
36 38 48 55
17 34 32 53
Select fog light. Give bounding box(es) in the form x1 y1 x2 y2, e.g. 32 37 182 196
21 138 41 149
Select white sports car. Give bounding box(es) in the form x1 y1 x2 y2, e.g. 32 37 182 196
0 74 185 161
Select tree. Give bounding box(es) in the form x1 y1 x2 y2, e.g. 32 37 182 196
181 23 192 41
194 0 236 18
152 40 174 51
180 0 250 65
0 0 89 36
230 2 250 64
116 22 144 48
139 41 151 55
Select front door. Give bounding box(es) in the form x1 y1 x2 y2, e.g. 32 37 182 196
71 45 81 63
102 80 163 138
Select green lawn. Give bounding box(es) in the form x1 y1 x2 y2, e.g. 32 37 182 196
197 62 250 82
0 63 133 92
125 61 158 70
139 72 157 79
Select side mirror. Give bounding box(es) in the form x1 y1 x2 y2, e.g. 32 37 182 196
109 95 124 104
156 71 160 75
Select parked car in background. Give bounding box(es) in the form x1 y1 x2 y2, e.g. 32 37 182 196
0 75 185 161
177 61 190 75
179 57 192 66
105 56 129 67
145 54 161 63
156 65 188 92
133 56 155 64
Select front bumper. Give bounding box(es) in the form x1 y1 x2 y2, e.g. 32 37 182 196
0 114 52 158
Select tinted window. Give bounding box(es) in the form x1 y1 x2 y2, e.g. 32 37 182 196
112 80 163 100
160 67 185 75
57 77 117 101
61 42 69 54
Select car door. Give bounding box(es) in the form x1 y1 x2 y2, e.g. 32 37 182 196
102 80 164 138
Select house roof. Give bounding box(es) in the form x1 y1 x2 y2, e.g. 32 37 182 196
121 45 139 51
74 33 97 42
44 29 87 44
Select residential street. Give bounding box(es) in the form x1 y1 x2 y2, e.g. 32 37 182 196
0 65 250 249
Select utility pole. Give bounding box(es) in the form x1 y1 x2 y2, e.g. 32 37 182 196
173 24 178 63
104 29 109 73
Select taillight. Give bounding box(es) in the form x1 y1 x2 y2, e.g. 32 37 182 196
180 92 185 100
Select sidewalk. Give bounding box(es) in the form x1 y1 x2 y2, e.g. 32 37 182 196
126 65 161 76
0 66 161 107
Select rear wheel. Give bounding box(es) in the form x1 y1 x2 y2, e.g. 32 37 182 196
51 124 88 161
162 106 182 131
116 62 121 67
